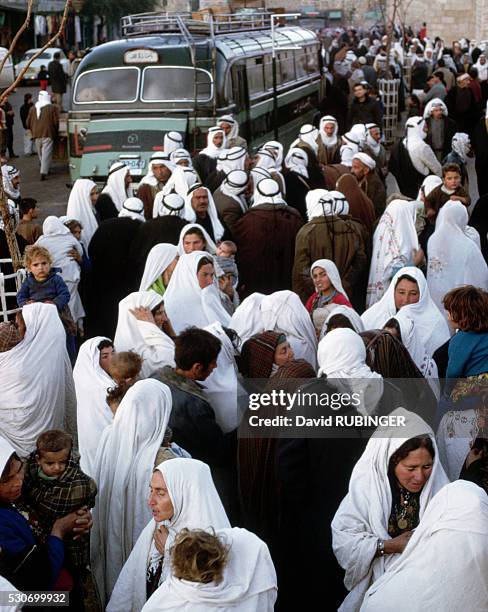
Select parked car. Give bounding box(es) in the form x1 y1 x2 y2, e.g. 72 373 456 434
0 47 15 90
16 47 68 82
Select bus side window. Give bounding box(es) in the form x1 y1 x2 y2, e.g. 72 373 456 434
231 64 249 112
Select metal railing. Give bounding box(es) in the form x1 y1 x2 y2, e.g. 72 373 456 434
0 261 26 322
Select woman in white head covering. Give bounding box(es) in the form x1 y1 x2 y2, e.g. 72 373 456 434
74 336 115 477
163 251 231 334
332 408 449 612
35 216 84 323
163 131 183 155
66 179 99 249
107 458 230 612
203 321 244 433
183 184 225 241
102 163 133 211
141 527 277 612
260 290 318 369
367 199 421 307
118 197 145 222
91 379 174 604
114 290 175 377
139 243 178 294
427 200 488 316
177 223 217 256
0 303 73 455
320 304 365 339
361 266 450 355
229 292 265 344
360 480 488 612
152 192 186 219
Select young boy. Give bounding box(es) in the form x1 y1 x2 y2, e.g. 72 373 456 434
424 162 470 222
20 430 97 598
16 198 42 245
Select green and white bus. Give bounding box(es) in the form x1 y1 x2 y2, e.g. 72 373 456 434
68 11 324 183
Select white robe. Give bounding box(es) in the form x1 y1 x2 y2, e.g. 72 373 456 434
74 336 115 478
66 179 98 249
142 528 277 612
332 408 449 612
360 481 488 612
114 291 175 378
0 303 74 455
91 379 173 604
229 293 266 344
107 458 230 612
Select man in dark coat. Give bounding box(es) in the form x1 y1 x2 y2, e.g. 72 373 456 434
233 178 303 298
424 98 457 161
47 52 67 109
347 82 383 129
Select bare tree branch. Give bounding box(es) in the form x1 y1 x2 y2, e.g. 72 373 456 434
0 0 34 78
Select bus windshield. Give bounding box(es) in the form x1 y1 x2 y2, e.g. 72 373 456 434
74 68 139 103
141 66 212 102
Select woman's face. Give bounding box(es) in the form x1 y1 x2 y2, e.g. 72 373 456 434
162 257 178 286
152 303 168 330
394 447 433 493
183 233 205 254
90 186 98 206
0 458 24 503
99 345 114 373
394 279 420 310
274 340 294 367
312 266 332 294
148 471 174 522
197 263 214 289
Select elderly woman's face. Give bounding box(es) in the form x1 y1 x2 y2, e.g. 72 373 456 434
148 471 174 522
274 340 294 367
0 458 24 503
394 447 433 493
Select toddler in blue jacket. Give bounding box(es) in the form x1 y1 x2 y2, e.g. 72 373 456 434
17 245 70 310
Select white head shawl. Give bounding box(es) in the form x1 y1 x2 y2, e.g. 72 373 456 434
139 243 178 292
91 379 173 603
317 328 383 415
36 216 82 283
361 481 488 612
332 408 448 612
220 169 248 213
427 200 488 315
163 131 183 155
66 178 98 248
164 251 231 334
418 175 442 200
203 321 243 433
252 178 286 207
297 124 319 154
403 116 427 149
102 163 133 211
349 123 368 148
255 148 276 171
216 146 247 173
306 189 348 221
177 223 217 256
310 258 349 300
263 140 284 170
361 266 450 355
1 165 20 200
284 147 309 179
74 336 115 478
365 123 381 155
107 458 230 612
138 153 173 188
35 90 51 118
183 185 225 241
320 304 364 341
229 292 265 344
451 132 471 163
118 197 145 222
114 290 175 377
250 166 272 187
0 198 19 232
319 115 339 146
159 167 199 202
352 152 376 170
0 303 70 455
141 527 277 612
260 290 318 370
0 435 16 476
392 311 439 381
200 127 227 159
423 98 448 119
169 148 192 168
366 200 419 307
328 191 350 215
218 114 239 141
153 192 186 219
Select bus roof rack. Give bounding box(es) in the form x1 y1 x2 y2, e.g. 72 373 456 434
120 10 274 38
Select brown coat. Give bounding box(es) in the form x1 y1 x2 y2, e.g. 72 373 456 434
292 215 369 310
336 173 376 241
213 187 244 236
359 171 386 219
26 104 58 140
316 138 341 166
424 184 470 222
234 204 303 298
137 183 161 220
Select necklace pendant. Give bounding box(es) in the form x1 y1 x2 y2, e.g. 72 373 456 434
398 518 408 530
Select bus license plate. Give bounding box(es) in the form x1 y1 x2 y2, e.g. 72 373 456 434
112 158 146 175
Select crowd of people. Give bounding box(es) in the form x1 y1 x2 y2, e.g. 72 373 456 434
1 21 488 612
